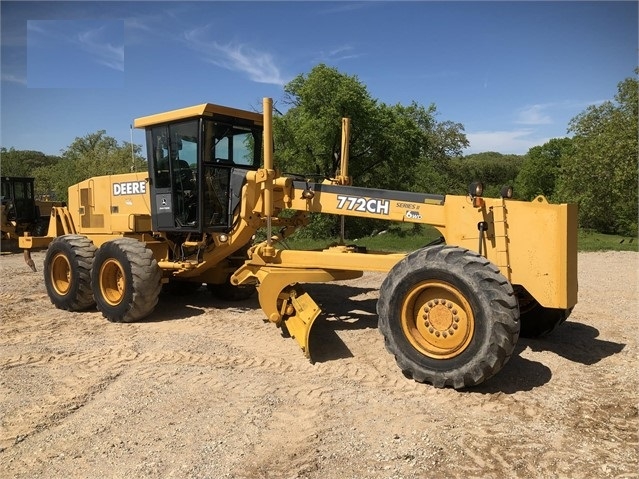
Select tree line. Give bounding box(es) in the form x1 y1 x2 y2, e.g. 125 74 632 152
1 130 147 201
1 64 637 236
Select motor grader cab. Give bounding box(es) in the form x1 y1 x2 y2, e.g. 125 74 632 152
135 104 263 234
1 176 55 245
19 98 578 389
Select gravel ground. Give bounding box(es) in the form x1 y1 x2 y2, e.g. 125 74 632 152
0 250 637 479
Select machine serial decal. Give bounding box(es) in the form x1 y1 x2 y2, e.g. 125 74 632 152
336 195 390 215
113 181 147 196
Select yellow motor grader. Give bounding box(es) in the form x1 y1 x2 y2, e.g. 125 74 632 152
2 176 59 252
19 98 578 388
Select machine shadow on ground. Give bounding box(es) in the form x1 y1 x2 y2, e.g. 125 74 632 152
525 321 626 364
304 282 380 363
470 320 626 395
140 282 626 395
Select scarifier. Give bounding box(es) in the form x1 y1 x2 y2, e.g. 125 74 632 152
19 98 578 388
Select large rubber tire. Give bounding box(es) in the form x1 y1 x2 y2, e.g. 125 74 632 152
44 235 96 311
377 245 520 389
516 288 572 338
91 238 162 323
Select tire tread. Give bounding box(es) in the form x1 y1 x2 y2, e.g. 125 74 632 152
377 245 520 389
93 238 161 323
44 235 96 311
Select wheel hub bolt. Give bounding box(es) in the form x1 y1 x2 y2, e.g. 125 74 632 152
422 299 462 338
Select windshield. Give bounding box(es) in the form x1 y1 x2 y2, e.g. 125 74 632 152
202 119 261 167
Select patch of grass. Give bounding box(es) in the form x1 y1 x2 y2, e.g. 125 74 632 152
277 225 638 253
279 224 443 252
578 230 638 252
350 226 442 252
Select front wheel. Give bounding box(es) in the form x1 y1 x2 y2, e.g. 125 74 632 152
91 238 162 323
377 245 520 389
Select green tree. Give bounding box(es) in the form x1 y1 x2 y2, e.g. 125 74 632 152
276 64 380 180
0 148 62 198
515 138 573 201
47 130 146 201
274 64 468 238
557 73 638 235
428 152 524 198
353 101 430 192
0 148 60 178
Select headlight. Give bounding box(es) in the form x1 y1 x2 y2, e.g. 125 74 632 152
500 185 513 199
468 181 484 197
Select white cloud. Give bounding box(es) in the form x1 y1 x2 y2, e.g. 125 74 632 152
318 2 373 15
26 21 48 35
1 73 27 85
515 99 610 128
77 26 124 72
207 42 285 85
124 17 153 32
516 104 553 125
315 45 361 63
184 26 286 86
27 20 124 72
465 129 551 155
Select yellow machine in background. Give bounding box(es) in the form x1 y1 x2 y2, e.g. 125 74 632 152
2 176 61 263
19 98 578 389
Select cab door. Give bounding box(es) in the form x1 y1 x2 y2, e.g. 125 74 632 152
147 120 200 232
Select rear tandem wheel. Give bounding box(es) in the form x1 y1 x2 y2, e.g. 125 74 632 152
516 287 573 338
91 238 162 323
43 234 96 311
377 245 520 389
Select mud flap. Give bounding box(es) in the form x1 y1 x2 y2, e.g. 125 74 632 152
282 288 321 359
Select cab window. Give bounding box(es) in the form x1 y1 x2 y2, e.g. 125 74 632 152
203 119 261 167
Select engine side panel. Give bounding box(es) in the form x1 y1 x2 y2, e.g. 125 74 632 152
68 172 152 235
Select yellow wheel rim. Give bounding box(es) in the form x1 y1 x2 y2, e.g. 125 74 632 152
400 280 474 359
50 252 72 296
100 259 126 307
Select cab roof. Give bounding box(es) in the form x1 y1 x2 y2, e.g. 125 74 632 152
133 103 263 128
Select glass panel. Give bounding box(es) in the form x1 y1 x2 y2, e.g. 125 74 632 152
232 131 255 166
203 119 261 167
14 181 25 199
169 120 199 228
202 165 230 228
151 126 170 189
1 180 10 199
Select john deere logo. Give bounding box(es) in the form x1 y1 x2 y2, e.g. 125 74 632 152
113 181 146 196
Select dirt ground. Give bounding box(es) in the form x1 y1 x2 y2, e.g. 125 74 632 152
0 249 637 479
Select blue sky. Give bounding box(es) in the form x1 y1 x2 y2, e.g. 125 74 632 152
1 1 637 158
